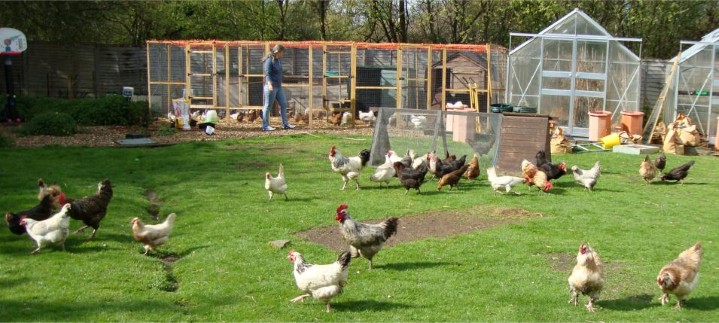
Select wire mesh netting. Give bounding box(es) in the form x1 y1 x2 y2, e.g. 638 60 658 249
370 108 502 171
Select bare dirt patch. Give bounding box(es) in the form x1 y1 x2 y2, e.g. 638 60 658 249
296 207 542 251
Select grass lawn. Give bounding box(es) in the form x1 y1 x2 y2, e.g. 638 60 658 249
1 132 717 321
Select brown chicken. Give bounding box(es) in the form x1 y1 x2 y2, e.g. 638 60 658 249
522 159 552 192
639 155 657 183
437 164 470 191
464 153 480 180
568 243 605 312
657 242 703 309
247 109 259 122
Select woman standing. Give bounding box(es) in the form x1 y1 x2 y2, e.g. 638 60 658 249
261 44 295 131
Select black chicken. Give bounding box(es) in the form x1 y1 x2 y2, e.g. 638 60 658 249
393 162 428 194
4 194 55 235
655 152 667 173
535 150 567 180
661 161 695 184
435 154 467 179
68 179 114 240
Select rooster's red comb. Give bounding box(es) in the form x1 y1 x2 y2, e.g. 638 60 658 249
336 204 349 214
288 249 295 256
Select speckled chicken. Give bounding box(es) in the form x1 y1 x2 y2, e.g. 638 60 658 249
568 243 605 312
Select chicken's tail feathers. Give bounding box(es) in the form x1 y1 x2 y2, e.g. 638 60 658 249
165 213 177 224
359 149 371 167
337 251 352 270
382 217 399 239
278 163 284 176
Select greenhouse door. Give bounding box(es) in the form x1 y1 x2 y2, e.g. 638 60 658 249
186 43 217 111
540 39 608 137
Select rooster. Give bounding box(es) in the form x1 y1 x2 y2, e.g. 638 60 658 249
328 145 371 190
661 160 695 184
68 179 113 240
5 194 56 235
657 242 703 309
571 161 601 191
335 204 398 269
486 167 525 194
265 164 288 200
464 153 480 180
131 213 177 255
568 243 605 312
437 164 470 191
536 150 567 180
369 152 396 188
639 155 657 183
288 250 351 312
21 203 72 254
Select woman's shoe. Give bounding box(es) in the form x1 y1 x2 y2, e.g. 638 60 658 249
283 124 295 129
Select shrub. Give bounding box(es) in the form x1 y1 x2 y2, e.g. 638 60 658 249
20 112 77 136
8 95 150 127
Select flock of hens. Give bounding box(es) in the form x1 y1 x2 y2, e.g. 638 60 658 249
4 178 175 256
4 141 701 314
263 144 703 312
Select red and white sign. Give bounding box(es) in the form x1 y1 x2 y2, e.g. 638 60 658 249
0 28 27 56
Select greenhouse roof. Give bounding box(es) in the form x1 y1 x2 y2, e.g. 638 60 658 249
673 27 719 64
510 8 640 60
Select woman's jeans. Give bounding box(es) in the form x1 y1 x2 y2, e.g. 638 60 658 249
262 86 289 128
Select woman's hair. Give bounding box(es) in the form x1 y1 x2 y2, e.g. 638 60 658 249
264 44 285 62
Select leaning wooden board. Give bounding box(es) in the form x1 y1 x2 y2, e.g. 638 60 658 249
494 113 551 176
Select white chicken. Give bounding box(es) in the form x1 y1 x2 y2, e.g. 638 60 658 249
369 152 396 187
288 250 352 313
21 203 72 254
571 160 601 191
340 111 352 125
328 145 371 190
131 213 176 255
358 110 376 124
265 163 288 200
486 167 525 194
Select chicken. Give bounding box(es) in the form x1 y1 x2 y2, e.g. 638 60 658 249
340 111 352 125
328 111 342 125
657 242 703 309
37 178 67 208
486 167 525 194
335 204 398 269
288 250 351 312
68 179 114 240
131 213 177 255
247 109 259 122
655 152 667 173
265 163 288 200
328 145 371 190
5 194 55 235
568 243 605 312
571 161 601 191
358 110 376 124
536 150 567 180
661 160 695 183
434 154 466 179
21 203 72 254
393 161 428 194
639 155 657 183
522 159 552 192
437 164 470 191
464 153 480 180
369 152 396 187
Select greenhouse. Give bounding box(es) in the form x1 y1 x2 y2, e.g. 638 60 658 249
506 8 642 137
664 27 719 143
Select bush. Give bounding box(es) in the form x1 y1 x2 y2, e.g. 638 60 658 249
20 112 77 136
5 95 150 127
